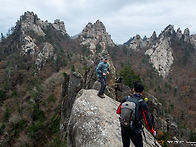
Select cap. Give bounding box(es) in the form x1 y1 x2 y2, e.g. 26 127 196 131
104 56 108 59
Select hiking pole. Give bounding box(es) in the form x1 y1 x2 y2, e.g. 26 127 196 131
151 113 157 147
140 121 151 146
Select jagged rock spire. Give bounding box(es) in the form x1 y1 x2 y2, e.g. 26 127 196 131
79 20 115 54
18 11 67 36
129 34 147 50
183 28 190 42
176 27 182 40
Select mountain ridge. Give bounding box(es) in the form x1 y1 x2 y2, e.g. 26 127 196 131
1 11 196 146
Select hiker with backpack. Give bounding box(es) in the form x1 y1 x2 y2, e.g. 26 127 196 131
116 81 156 147
96 56 110 98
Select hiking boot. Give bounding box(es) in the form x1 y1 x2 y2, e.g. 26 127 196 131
97 93 105 98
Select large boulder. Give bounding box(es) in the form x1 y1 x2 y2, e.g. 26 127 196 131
115 83 132 102
67 89 161 147
92 80 115 99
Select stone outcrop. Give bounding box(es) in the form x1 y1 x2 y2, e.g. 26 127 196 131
147 31 157 43
190 34 196 47
20 11 46 36
159 25 174 38
52 19 67 35
19 11 67 36
60 72 83 139
92 81 115 99
145 36 174 78
144 93 162 117
17 11 69 69
176 28 182 40
35 42 55 69
183 28 190 42
115 83 132 101
130 34 147 50
67 89 161 147
79 20 115 53
22 35 38 56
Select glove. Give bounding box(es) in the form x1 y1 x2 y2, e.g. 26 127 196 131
153 131 156 137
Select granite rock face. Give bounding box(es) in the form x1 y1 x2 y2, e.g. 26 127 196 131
67 89 161 147
129 34 147 50
60 72 83 139
145 37 174 78
183 28 190 42
79 20 115 53
22 35 38 56
144 25 175 78
147 31 157 43
17 11 68 69
19 11 67 36
35 42 55 69
176 28 182 40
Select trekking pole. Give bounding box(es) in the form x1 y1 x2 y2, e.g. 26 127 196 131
151 113 158 147
140 121 151 146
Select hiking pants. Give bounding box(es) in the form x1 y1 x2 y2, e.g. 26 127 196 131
121 127 143 147
99 77 107 94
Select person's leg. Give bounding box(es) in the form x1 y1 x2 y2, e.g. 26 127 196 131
130 132 143 147
98 77 105 95
102 78 107 94
121 127 130 147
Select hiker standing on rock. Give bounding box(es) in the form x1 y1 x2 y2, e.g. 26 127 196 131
96 56 109 98
116 81 156 147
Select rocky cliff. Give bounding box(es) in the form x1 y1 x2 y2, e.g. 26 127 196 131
19 11 67 36
66 89 161 147
16 11 68 69
79 20 115 54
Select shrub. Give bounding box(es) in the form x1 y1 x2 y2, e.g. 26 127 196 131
190 131 196 142
11 90 18 98
3 107 10 122
0 91 6 101
119 65 144 89
71 65 75 72
48 94 57 102
27 121 44 139
62 72 67 77
0 124 5 135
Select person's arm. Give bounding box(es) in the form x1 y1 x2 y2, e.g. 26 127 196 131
107 68 110 73
142 103 155 134
116 96 128 114
96 62 103 74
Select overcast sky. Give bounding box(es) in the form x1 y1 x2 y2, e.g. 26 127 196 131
1 0 196 44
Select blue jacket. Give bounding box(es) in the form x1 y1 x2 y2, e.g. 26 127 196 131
96 61 109 78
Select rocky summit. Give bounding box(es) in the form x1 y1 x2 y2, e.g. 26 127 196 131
79 20 115 54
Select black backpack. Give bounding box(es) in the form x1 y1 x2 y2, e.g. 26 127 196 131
120 95 143 130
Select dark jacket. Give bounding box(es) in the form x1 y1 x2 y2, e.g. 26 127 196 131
116 94 155 134
96 61 109 78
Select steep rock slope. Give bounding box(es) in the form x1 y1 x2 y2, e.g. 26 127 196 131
67 89 161 147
